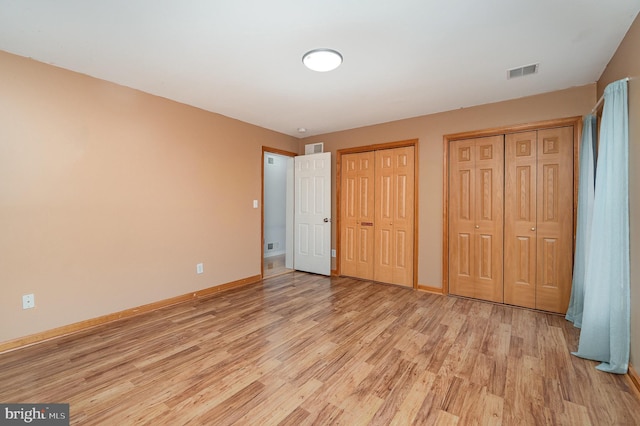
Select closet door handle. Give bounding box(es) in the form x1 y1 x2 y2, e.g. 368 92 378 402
475 225 479 229
531 227 536 231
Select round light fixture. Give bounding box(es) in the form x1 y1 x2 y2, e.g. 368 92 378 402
302 48 343 72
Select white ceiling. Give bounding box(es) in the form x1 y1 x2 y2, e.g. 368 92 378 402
1 1 638 137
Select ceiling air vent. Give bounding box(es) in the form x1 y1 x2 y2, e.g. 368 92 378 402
305 142 324 155
507 63 539 79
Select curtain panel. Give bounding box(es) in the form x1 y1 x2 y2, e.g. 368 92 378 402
573 79 630 374
565 115 597 328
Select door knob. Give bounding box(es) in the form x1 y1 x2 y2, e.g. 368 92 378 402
324 218 330 223
475 225 479 229
531 227 536 231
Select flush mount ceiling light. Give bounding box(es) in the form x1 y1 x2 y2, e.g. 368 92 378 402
302 48 343 72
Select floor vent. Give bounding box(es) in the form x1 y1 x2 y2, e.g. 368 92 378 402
507 63 539 79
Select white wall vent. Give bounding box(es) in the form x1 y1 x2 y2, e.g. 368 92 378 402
267 156 274 165
507 63 539 79
305 142 324 155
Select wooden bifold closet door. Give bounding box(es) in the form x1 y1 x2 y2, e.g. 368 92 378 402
448 126 574 313
341 146 414 287
504 127 574 313
341 151 375 280
448 136 504 303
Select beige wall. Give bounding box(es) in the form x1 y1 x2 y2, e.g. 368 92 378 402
0 51 298 343
301 85 595 288
0 45 606 346
597 13 640 368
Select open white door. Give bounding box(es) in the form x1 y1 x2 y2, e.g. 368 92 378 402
285 156 294 269
294 152 331 275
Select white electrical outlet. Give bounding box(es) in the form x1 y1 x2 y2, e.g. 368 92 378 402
196 263 204 274
22 293 35 309
331 249 336 258
253 200 259 208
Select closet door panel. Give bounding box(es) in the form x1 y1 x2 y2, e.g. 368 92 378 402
449 139 477 298
375 152 395 284
391 147 415 286
505 131 537 308
342 156 358 276
341 152 375 279
375 146 414 287
449 136 503 302
473 137 504 303
357 157 375 279
536 127 573 313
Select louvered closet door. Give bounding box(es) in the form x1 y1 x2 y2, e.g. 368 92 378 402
374 146 415 287
504 127 574 313
341 151 375 280
449 136 504 302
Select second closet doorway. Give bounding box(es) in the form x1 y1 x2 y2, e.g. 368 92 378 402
338 141 417 288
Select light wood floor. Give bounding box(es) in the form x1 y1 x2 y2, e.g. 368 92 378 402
263 254 292 278
1 273 639 425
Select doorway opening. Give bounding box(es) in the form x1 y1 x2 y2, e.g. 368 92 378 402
262 147 296 278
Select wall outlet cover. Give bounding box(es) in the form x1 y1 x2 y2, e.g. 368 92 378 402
22 293 35 309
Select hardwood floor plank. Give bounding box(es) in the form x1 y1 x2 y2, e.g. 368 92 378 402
389 367 437 425
511 307 541 358
196 379 268 425
277 406 311 426
440 375 467 416
558 400 593 426
305 365 362 415
481 392 504 426
372 382 421 424
236 378 323 425
337 392 384 425
413 373 451 423
393 328 429 362
424 328 455 374
1 272 639 425
300 402 345 425
430 409 460 425
456 381 488 424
